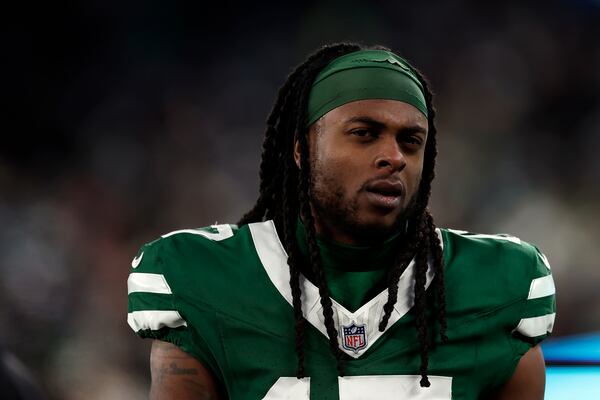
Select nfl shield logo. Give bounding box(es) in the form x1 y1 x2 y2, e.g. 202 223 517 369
342 322 367 353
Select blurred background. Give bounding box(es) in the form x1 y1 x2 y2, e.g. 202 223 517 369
2 0 599 398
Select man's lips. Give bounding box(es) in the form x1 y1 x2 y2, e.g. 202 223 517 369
364 179 405 210
365 180 405 196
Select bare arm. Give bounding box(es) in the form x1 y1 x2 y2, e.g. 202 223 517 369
489 345 546 400
150 340 222 400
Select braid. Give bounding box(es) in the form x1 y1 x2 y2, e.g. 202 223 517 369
238 49 321 224
414 214 432 387
415 68 448 347
289 45 360 376
428 212 448 342
297 124 346 376
238 43 362 377
378 218 420 331
238 43 448 384
374 61 447 386
282 157 304 377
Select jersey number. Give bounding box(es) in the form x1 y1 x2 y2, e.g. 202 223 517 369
262 375 452 399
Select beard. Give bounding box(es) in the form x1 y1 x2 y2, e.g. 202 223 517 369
308 161 419 245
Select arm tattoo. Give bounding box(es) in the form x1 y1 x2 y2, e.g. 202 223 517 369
150 341 220 400
167 362 199 376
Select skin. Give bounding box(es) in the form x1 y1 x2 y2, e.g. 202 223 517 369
489 345 546 400
149 340 220 400
149 99 546 399
295 99 427 245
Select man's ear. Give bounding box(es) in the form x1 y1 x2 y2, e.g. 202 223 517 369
295 121 319 169
293 135 302 169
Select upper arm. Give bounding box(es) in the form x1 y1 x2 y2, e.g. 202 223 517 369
128 237 226 398
488 345 546 400
150 340 222 400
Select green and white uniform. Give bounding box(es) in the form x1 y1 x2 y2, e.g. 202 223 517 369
127 220 556 399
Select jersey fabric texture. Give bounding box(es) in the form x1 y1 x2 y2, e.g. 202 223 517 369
127 221 556 400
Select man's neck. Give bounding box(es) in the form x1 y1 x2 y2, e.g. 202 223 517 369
295 217 403 272
313 218 362 246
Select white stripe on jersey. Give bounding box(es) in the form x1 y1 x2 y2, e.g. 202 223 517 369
127 310 187 332
514 313 555 337
161 224 234 241
128 273 172 294
527 275 555 300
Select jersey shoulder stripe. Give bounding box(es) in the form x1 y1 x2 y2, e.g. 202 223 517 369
440 227 556 332
127 272 172 295
127 310 187 331
527 275 555 300
127 222 243 318
514 313 556 338
126 228 229 380
160 224 236 241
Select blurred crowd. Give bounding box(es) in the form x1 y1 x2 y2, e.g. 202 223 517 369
2 1 599 398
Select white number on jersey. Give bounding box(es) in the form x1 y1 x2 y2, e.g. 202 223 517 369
262 375 452 399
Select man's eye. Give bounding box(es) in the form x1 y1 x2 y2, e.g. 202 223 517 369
404 136 423 145
351 129 375 138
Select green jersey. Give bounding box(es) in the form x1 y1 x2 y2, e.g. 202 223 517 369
127 221 556 399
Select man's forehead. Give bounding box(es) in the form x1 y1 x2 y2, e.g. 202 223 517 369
321 99 429 130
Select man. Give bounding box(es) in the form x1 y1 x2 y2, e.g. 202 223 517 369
127 43 556 399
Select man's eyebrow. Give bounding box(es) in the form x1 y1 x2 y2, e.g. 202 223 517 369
345 116 427 134
344 116 386 129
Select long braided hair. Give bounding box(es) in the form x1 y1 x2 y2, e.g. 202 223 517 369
238 42 447 386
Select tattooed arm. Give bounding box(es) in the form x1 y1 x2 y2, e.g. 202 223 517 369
150 340 222 400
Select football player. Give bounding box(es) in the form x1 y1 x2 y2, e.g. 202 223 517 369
127 43 556 399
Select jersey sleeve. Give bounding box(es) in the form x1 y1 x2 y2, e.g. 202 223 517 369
126 238 221 379
511 244 556 354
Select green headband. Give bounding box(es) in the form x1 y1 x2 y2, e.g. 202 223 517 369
306 49 428 126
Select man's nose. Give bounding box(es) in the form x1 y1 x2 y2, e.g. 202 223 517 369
374 141 406 171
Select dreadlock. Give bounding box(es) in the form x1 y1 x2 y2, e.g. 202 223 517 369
238 42 447 386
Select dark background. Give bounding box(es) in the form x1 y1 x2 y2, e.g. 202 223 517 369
2 1 599 398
